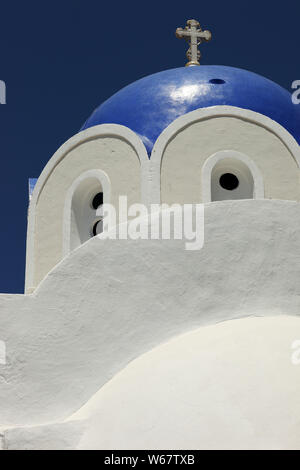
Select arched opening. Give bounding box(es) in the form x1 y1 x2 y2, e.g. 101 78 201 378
211 157 254 201
201 151 264 203
70 177 104 251
63 170 111 257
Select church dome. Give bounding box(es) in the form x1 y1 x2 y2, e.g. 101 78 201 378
81 65 300 155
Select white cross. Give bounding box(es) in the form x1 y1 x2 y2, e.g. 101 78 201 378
176 19 212 67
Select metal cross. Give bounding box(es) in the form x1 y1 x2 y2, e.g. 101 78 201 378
176 19 212 67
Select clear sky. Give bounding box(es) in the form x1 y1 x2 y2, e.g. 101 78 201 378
0 0 299 293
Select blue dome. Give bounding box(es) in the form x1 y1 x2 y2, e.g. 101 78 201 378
81 66 300 155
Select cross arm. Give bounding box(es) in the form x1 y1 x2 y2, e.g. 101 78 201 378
200 30 212 42
175 28 189 39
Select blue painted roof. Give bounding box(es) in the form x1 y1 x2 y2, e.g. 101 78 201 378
81 66 300 155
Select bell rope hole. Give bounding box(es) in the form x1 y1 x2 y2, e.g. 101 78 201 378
91 192 104 236
92 219 103 236
70 179 103 250
91 192 103 210
219 173 239 191
211 157 254 201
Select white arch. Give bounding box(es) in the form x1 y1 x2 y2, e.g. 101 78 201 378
201 150 265 202
62 169 111 257
149 106 300 204
25 124 149 293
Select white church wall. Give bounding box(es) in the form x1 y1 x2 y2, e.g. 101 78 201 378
2 316 299 450
1 200 300 428
149 106 300 205
26 124 149 293
71 316 300 450
2 421 84 450
25 110 300 293
3 315 300 450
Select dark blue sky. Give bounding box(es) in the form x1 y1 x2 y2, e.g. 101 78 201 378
0 0 299 293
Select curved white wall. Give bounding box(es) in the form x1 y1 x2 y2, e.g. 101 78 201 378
73 315 300 450
160 117 300 204
26 108 300 292
26 125 149 292
1 200 300 427
149 107 300 205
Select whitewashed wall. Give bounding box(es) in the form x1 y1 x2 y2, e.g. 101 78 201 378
160 115 300 204
26 107 300 293
1 200 300 430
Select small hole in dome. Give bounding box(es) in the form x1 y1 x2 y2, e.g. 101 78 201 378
91 192 103 210
209 78 226 85
219 173 239 191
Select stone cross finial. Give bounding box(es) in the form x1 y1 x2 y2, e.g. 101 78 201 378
176 19 212 67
